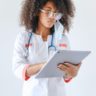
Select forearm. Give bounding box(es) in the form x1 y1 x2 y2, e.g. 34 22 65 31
26 63 43 77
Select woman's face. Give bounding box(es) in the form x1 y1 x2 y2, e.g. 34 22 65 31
38 1 58 29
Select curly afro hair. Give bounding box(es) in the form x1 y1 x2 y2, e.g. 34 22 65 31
20 0 75 33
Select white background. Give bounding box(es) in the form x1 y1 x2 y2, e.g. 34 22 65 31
0 0 96 96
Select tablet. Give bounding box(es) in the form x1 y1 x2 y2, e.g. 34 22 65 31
35 50 91 78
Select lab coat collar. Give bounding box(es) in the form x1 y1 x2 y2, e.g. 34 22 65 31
54 21 64 39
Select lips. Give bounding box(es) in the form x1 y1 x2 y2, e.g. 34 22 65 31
47 20 55 24
46 20 55 27
48 20 53 23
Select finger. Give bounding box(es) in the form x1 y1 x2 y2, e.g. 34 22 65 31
58 63 68 68
64 62 81 68
57 64 68 71
63 63 74 68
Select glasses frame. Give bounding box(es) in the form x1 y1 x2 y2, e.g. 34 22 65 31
40 9 63 20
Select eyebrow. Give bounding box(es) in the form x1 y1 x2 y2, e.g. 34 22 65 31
44 7 52 9
44 7 57 11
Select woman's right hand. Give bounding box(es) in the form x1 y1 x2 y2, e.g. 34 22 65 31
26 63 44 77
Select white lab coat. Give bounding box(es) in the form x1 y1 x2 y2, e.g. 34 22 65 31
12 21 70 96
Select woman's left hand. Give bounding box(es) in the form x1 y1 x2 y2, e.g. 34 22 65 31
57 62 81 79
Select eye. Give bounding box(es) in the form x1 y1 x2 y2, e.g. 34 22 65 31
43 8 51 11
45 10 51 14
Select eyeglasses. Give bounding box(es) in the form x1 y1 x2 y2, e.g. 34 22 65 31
40 9 63 20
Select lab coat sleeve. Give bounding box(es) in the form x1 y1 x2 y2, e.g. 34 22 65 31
12 31 30 80
64 34 71 50
58 34 71 50
61 34 73 83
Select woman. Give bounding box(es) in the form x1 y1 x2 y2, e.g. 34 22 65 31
12 0 81 96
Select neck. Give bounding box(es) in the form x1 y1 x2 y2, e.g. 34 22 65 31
36 23 50 41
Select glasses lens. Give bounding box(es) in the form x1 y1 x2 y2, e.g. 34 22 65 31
55 13 63 20
40 9 63 20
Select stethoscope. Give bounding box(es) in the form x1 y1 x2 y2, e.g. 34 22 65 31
48 33 56 52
